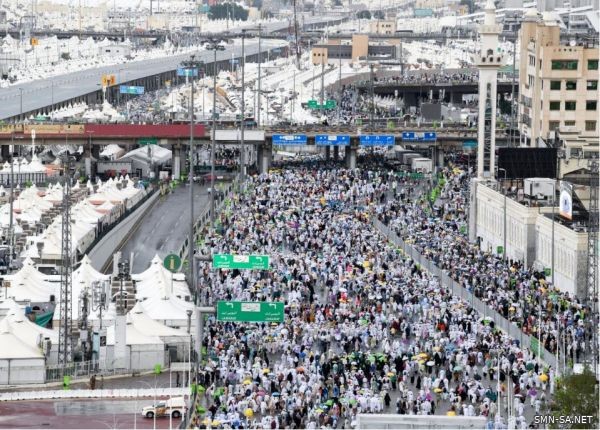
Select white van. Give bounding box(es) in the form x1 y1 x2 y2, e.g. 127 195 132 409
141 397 186 419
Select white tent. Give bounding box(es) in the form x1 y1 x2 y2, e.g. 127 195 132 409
102 321 165 371
2 301 58 364
0 319 46 385
138 295 196 330
133 255 190 301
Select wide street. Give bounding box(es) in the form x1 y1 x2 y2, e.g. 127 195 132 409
119 182 210 273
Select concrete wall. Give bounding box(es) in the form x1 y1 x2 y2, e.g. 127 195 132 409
374 219 558 369
0 358 46 385
88 191 160 272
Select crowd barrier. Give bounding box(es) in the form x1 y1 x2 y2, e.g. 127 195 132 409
373 219 558 370
0 387 187 402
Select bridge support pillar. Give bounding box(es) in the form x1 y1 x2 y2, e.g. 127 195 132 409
1 145 9 162
324 146 331 161
259 144 272 174
172 145 182 180
333 146 339 161
344 147 357 169
436 147 444 170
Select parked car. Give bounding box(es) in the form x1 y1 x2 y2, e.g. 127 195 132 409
141 397 186 419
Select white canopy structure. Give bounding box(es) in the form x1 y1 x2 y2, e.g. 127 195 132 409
4 258 59 302
0 319 46 385
102 321 165 372
133 255 190 301
138 295 196 330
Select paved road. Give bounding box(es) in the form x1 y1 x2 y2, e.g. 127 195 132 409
119 183 210 273
0 399 182 429
0 39 286 120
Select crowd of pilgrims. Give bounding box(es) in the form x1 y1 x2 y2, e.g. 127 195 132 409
187 161 569 429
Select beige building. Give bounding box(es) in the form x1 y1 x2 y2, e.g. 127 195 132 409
474 182 589 296
369 19 397 35
518 9 599 145
311 34 374 65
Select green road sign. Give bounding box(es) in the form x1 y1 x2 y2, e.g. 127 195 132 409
138 137 158 146
212 254 270 270
544 267 552 276
216 301 284 323
163 254 182 272
307 99 336 110
530 337 544 358
497 246 504 254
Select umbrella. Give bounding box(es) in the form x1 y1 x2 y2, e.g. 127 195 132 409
349 399 357 405
434 388 443 393
272 391 281 397
387 372 395 377
244 408 254 418
243 380 252 385
212 421 221 426
296 367 305 373
446 411 456 416
474 374 482 381
453 365 463 372
315 408 324 414
539 374 549 382
427 361 435 366
418 353 428 359
325 399 334 406
262 368 270 374
526 363 534 371
196 406 207 414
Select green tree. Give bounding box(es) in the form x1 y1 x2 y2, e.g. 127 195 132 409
373 10 385 19
209 3 249 21
356 10 371 19
550 367 599 429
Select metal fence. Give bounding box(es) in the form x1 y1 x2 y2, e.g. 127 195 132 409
45 360 133 383
373 218 558 370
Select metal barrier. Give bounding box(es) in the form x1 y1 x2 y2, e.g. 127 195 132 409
373 218 557 369
0 387 187 402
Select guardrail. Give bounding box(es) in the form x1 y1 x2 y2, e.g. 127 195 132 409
0 387 187 402
373 218 558 370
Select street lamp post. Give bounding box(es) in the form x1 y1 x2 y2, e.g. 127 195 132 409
240 30 246 184
180 55 204 303
257 24 262 128
18 88 24 120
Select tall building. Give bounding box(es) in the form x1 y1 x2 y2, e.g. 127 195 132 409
475 0 504 179
518 9 599 145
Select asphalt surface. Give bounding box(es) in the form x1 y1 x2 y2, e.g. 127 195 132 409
118 183 210 273
0 39 286 120
0 399 182 429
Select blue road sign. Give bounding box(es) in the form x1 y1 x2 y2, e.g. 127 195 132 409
272 134 308 145
463 140 477 149
119 85 145 95
176 68 198 77
359 135 395 146
402 131 437 142
315 135 350 146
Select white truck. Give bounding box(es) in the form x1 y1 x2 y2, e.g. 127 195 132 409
411 157 433 174
141 397 186 419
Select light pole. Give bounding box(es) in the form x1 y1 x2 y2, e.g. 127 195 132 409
18 87 23 120
180 55 204 303
257 24 262 128
204 40 225 224
137 380 158 430
240 30 246 184
499 168 507 262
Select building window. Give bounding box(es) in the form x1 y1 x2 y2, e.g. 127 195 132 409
550 80 561 90
549 121 560 131
564 121 576 126
549 101 561 110
565 81 577 90
551 60 578 70
565 101 576 110
527 75 535 88
586 100 597 110
588 60 599 70
529 55 535 66
588 80 598 90
586 121 597 131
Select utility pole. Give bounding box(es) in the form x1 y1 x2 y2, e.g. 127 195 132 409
320 55 325 118
180 54 204 302
369 63 374 132
510 36 516 147
338 48 342 124
240 30 246 184
58 151 74 372
257 24 262 128
587 160 599 375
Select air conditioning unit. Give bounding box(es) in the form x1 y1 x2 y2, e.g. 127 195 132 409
524 178 556 199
